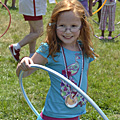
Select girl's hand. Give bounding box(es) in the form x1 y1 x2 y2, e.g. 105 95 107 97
16 53 48 77
19 57 34 71
16 57 35 77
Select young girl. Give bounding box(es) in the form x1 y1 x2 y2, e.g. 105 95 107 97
16 0 98 119
99 0 116 40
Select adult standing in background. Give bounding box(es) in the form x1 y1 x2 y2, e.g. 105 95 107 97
9 0 55 61
78 0 93 16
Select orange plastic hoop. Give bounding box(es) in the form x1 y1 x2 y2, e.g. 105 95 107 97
55 0 107 15
92 0 107 15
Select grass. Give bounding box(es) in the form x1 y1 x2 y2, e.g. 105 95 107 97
0 0 120 119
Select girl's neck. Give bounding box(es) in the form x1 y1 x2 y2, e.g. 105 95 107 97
62 43 80 51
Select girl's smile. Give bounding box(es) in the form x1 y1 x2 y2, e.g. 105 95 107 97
62 35 73 39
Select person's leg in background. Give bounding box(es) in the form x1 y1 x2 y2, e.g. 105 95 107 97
99 6 108 39
4 0 8 6
18 20 43 57
97 0 102 23
11 0 16 8
9 19 43 61
29 20 44 57
108 4 116 39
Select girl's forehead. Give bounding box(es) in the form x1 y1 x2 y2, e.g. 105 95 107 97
57 11 80 23
58 11 78 18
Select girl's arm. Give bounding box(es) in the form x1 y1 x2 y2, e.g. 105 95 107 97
16 52 48 78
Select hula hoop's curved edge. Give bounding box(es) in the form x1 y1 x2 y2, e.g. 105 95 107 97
92 19 99 25
19 70 39 117
112 33 120 39
116 21 120 25
0 2 11 38
92 0 107 15
19 64 109 120
94 34 120 40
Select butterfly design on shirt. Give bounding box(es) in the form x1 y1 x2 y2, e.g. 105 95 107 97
67 53 80 75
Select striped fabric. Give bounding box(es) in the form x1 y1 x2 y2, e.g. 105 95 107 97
99 4 116 31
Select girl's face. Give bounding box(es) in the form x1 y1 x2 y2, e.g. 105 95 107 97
56 11 81 47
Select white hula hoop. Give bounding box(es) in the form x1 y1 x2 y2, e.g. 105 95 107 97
19 64 109 120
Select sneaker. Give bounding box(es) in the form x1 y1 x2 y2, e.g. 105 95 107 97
11 6 17 10
9 44 20 61
99 36 105 40
108 36 112 40
2 5 7 8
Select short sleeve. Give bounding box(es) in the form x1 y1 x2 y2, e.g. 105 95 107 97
89 57 95 63
36 42 49 58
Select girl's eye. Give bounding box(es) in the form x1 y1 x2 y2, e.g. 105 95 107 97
71 25 78 28
59 25 65 27
60 25 65 27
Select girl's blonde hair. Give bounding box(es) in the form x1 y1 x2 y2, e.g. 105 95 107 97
45 0 98 60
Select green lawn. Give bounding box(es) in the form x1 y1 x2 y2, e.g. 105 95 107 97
0 0 120 119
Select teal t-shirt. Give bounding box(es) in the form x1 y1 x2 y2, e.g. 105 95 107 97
36 42 94 118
